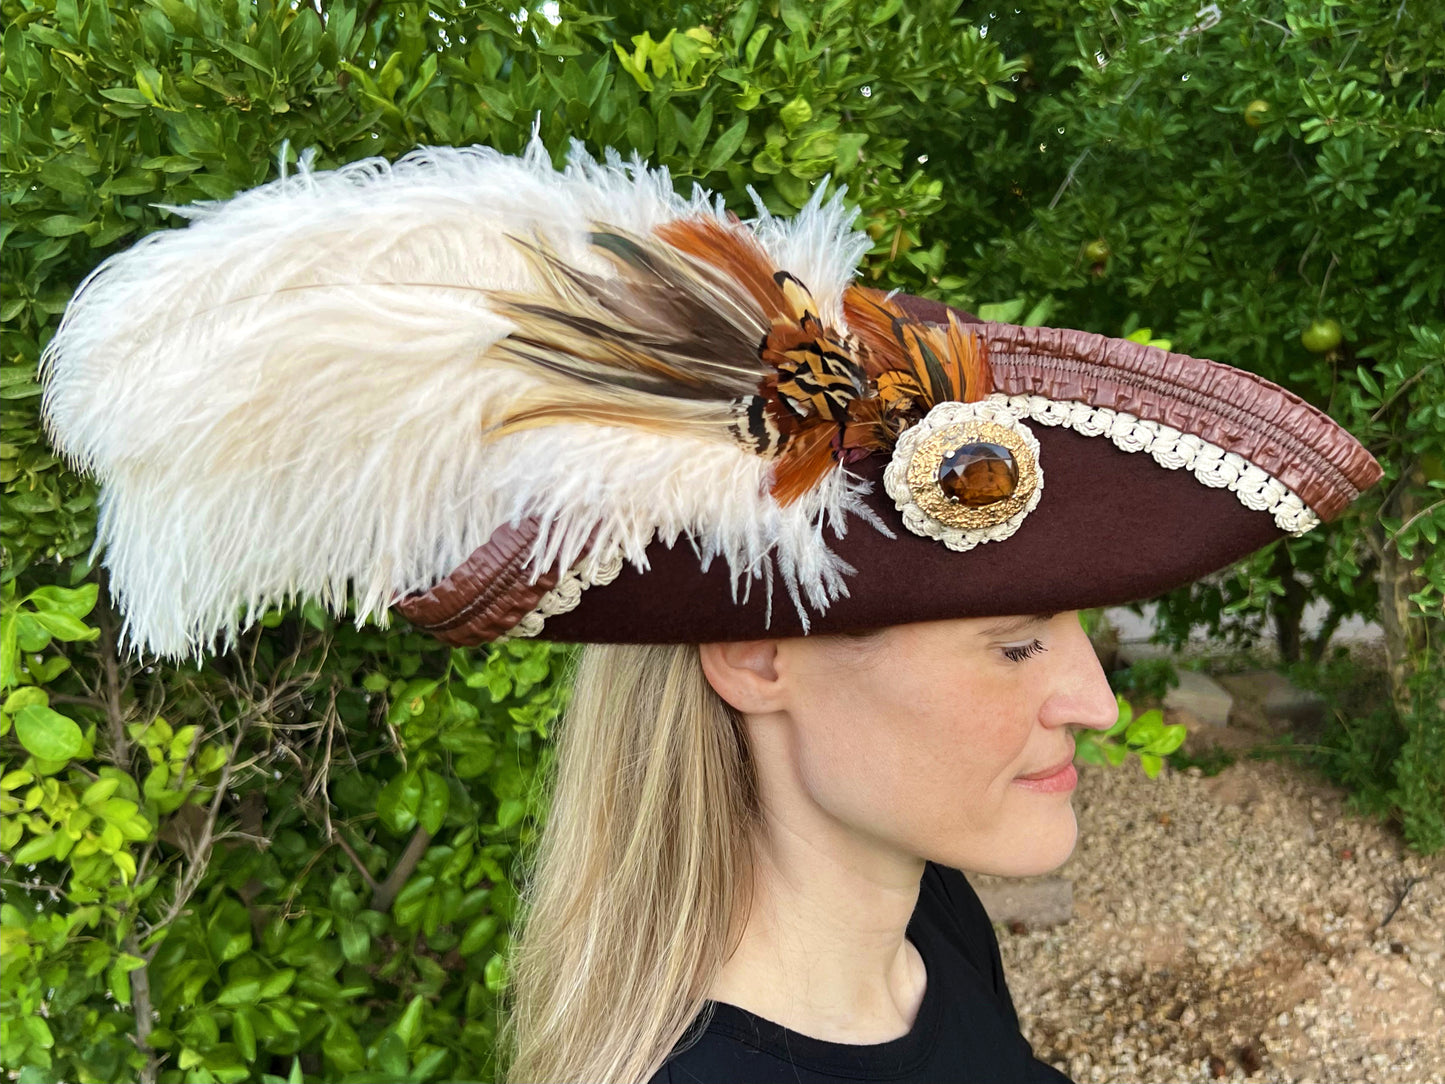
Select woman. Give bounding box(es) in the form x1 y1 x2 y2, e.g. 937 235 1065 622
505 616 1118 1082
42 140 1381 1082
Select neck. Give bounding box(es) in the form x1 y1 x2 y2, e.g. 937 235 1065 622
709 779 928 1043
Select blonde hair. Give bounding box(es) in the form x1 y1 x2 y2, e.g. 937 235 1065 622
502 642 758 1083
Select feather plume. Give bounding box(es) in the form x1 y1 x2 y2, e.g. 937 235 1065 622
487 214 870 506
842 286 993 406
40 138 877 657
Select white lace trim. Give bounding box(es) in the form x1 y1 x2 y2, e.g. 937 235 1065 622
501 545 627 641
1003 394 1321 535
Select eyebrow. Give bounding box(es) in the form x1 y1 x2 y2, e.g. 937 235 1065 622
977 613 1057 638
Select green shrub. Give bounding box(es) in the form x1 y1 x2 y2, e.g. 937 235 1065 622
3 1 1440 1081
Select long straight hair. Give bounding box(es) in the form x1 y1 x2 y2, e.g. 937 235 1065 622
502 642 759 1082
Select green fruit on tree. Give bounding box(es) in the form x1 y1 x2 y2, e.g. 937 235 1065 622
1244 99 1271 128
1300 318 1343 354
1083 238 1110 263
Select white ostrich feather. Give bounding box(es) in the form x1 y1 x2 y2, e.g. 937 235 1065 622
40 136 878 657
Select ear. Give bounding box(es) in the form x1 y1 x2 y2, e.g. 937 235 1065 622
698 640 784 715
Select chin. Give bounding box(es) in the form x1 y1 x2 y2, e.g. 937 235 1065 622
953 804 1079 878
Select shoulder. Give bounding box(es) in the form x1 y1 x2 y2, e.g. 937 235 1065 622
647 1029 778 1084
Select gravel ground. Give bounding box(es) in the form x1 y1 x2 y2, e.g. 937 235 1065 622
997 751 1445 1083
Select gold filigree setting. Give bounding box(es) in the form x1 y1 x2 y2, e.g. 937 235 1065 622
906 420 1040 530
883 397 1045 552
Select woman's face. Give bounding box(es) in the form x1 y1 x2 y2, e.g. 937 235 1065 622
719 612 1119 878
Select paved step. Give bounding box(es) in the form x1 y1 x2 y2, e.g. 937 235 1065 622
966 874 1073 929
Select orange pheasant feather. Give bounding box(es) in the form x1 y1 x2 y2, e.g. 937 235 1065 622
480 224 991 510
842 286 992 406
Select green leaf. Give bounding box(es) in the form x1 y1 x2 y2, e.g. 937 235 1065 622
394 993 425 1049
14 705 85 760
869 0 904 25
2 686 50 718
975 298 1027 323
13 832 59 865
372 1032 408 1079
339 917 371 965
1150 723 1188 757
1126 709 1167 748
232 1007 256 1064
458 914 499 955
30 610 99 642
22 1014 54 1049
325 1021 365 1074
496 797 525 829
219 40 273 75
377 770 423 835
259 968 295 998
779 96 813 131
34 214 91 237
627 106 661 158
107 958 134 1006
1022 296 1057 327
483 953 508 993
392 874 436 927
779 0 811 39
81 777 121 806
216 977 262 1006
418 769 450 834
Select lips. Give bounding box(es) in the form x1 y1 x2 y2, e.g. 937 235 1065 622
1016 750 1076 780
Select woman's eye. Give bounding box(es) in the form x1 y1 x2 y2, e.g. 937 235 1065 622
1002 639 1048 663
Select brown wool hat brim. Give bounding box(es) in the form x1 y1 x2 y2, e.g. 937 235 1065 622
395 295 1382 646
534 424 1285 642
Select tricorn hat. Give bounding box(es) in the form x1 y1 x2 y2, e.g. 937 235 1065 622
41 139 1382 655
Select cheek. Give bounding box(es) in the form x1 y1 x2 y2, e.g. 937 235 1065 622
905 682 1035 831
788 662 1035 836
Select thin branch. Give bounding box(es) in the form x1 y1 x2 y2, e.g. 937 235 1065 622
333 832 381 893
1317 251 1339 307
1370 362 1439 423
137 724 249 944
1378 876 1422 930
1386 498 1445 553
370 827 432 913
1296 229 1321 283
95 591 131 764
1048 149 1092 211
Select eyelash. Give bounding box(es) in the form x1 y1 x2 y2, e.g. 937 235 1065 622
1002 639 1048 663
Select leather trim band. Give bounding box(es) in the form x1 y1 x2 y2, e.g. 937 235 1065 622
393 519 572 646
890 298 1381 522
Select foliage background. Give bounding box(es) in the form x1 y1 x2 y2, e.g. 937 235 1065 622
2 0 1441 1081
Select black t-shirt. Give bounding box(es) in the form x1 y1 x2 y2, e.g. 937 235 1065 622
649 863 1072 1084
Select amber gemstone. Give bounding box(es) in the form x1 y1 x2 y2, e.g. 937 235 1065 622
937 441 1018 506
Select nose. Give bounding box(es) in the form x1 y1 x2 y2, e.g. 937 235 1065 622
1038 614 1119 732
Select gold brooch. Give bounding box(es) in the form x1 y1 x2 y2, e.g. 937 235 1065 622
883 398 1043 551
